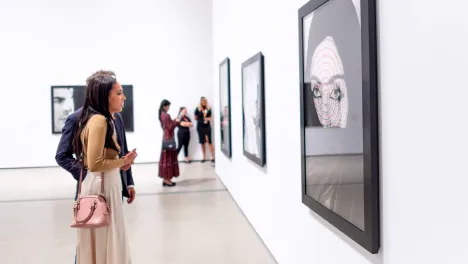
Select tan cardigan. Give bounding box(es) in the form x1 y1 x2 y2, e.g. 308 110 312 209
81 114 126 172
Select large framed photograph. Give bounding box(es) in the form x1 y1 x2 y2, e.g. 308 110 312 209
298 0 380 253
51 85 135 134
241 52 266 167
219 57 232 158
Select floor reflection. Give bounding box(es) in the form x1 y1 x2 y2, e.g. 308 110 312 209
0 163 277 264
305 154 365 230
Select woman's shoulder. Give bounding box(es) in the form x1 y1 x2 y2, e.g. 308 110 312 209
160 111 171 119
81 114 107 140
87 114 108 129
89 114 107 123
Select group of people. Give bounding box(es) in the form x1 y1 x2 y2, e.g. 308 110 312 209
157 96 215 186
54 69 215 264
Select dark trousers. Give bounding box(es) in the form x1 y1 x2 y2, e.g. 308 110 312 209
177 132 190 157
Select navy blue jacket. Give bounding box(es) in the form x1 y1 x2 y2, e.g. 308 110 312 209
55 107 135 198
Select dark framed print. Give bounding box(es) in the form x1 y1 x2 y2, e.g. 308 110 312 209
51 85 135 134
241 52 266 167
219 57 232 158
298 0 380 253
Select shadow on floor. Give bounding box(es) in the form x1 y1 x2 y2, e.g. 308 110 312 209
175 178 218 187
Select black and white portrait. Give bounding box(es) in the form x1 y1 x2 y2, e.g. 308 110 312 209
302 0 364 230
51 85 134 134
219 58 232 158
299 0 380 253
52 87 75 133
242 52 266 167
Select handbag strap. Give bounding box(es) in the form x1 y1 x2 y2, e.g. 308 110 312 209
77 117 119 198
77 148 106 198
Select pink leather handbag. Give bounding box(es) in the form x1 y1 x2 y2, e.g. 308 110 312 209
70 167 111 229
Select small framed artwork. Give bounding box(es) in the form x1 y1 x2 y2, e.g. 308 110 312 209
219 57 232 158
51 85 135 134
241 52 266 167
298 0 380 254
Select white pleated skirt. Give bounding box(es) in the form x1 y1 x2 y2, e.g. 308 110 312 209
75 168 132 264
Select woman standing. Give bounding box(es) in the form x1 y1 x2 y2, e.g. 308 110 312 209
176 107 193 163
158 99 180 187
73 74 137 264
194 97 215 162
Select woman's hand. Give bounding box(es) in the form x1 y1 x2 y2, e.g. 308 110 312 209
121 162 134 171
123 149 138 165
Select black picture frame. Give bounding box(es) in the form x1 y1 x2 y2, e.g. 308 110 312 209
241 52 266 167
298 0 380 254
219 57 233 158
51 85 135 134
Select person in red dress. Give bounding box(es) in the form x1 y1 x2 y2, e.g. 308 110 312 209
158 99 180 187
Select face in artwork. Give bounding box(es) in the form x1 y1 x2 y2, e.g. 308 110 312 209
310 36 348 128
53 88 74 131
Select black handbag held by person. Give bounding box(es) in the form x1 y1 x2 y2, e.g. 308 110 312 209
162 139 176 150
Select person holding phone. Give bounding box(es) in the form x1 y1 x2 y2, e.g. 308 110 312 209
194 97 215 162
158 99 180 186
176 107 193 163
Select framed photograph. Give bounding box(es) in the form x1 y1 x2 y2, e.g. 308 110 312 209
241 52 266 167
51 85 135 134
298 0 380 254
219 57 232 158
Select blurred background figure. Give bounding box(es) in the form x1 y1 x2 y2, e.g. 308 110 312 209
158 99 180 187
194 96 215 163
176 107 193 163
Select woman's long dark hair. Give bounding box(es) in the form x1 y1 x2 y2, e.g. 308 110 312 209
158 99 171 127
73 75 120 164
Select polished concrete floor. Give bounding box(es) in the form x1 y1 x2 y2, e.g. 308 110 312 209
0 162 277 264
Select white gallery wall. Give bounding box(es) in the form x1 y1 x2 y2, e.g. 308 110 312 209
0 0 213 168
213 0 468 263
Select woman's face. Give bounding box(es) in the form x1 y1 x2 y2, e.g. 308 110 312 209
164 105 170 111
181 108 187 115
108 82 126 114
201 98 207 106
310 36 348 128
